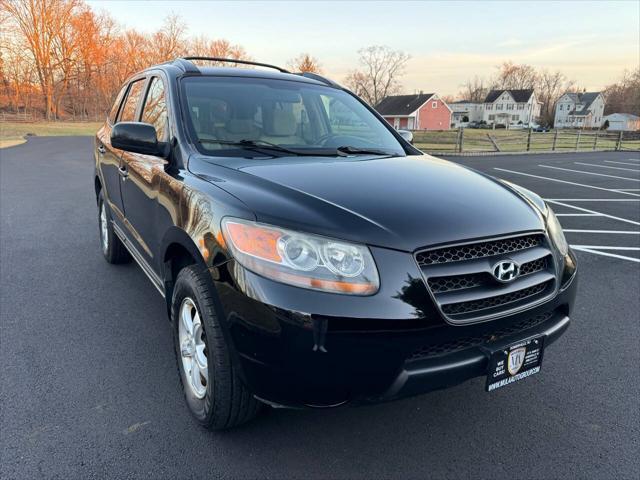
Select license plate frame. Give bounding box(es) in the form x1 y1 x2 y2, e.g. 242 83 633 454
486 336 545 392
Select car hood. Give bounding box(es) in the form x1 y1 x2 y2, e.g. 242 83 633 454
189 154 545 252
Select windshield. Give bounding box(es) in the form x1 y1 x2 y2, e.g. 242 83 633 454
181 76 406 157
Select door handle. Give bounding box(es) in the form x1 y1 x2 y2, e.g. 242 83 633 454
118 166 128 179
97 144 106 155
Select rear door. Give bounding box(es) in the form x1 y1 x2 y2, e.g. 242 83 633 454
119 75 170 270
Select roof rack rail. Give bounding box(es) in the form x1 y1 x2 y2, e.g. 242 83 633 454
174 57 290 73
296 72 341 88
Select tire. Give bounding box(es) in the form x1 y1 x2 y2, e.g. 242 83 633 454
98 191 131 264
171 265 262 430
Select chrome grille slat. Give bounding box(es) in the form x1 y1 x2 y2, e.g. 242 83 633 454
437 270 554 304
416 233 557 324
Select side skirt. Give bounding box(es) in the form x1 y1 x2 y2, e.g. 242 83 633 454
112 222 166 298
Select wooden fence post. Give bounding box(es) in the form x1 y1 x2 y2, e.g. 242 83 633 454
616 131 623 151
552 129 558 151
593 130 599 150
575 130 581 151
487 134 501 152
526 128 532 151
458 128 464 153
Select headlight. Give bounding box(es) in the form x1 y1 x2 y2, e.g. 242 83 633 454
221 218 379 295
546 207 568 256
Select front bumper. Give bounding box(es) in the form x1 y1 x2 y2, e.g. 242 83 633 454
211 246 578 408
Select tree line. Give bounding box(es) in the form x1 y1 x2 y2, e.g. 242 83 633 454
0 0 324 120
0 0 637 124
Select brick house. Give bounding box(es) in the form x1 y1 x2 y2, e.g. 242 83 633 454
375 93 452 130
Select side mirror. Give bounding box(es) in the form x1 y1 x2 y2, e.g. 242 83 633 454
397 129 413 144
111 122 161 156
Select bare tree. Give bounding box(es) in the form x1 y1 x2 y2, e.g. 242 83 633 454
150 14 187 64
537 69 576 126
493 61 539 90
287 53 322 73
344 45 410 106
459 75 488 102
188 37 250 66
604 68 640 115
1 0 80 119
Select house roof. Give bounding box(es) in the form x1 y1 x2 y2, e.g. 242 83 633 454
604 113 640 120
484 89 534 103
375 93 434 116
568 92 602 115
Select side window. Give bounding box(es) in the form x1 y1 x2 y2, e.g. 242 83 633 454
118 79 146 122
320 96 368 133
108 85 128 124
141 77 168 142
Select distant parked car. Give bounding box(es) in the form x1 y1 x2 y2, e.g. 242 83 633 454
533 125 551 133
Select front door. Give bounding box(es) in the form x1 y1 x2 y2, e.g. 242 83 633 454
120 75 169 271
98 79 146 224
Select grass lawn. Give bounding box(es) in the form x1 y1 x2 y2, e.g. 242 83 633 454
0 121 101 148
413 128 639 154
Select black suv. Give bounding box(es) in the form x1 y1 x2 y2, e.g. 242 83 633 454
94 57 578 429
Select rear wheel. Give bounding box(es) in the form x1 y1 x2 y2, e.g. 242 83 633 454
171 265 261 430
97 191 130 264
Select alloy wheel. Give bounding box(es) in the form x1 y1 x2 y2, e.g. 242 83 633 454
178 297 208 399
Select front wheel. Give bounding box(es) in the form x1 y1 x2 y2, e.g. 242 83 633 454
171 265 262 430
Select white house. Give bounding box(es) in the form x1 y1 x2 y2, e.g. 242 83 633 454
554 92 605 129
482 89 541 127
603 113 640 131
450 101 483 127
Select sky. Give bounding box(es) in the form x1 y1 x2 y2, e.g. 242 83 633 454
87 0 640 96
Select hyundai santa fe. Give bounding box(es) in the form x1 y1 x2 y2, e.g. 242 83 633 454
94 57 578 429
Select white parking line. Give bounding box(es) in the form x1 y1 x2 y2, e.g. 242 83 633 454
539 165 640 182
572 247 640 263
574 162 640 173
556 213 601 217
614 189 640 192
605 160 640 167
564 229 640 234
545 198 640 201
571 245 640 251
494 168 640 197
545 199 640 226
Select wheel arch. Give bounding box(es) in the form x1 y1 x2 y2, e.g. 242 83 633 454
160 226 210 314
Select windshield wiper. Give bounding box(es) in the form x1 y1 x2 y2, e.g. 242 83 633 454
199 139 321 157
335 145 393 156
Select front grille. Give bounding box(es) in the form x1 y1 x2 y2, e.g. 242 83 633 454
416 233 557 324
427 256 547 294
408 310 555 361
441 281 550 315
416 234 542 267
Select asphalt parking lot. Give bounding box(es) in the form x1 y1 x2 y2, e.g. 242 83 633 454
1 138 638 479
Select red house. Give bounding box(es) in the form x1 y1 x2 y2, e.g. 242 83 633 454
375 93 452 130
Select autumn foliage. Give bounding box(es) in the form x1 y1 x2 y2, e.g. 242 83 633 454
0 0 250 120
